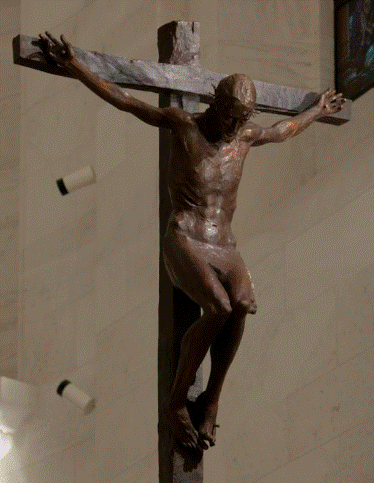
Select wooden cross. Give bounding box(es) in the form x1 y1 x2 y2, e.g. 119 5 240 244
13 21 352 483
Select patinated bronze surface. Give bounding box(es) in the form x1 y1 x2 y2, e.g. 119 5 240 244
38 32 346 453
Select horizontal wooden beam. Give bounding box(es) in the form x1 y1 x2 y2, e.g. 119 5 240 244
13 34 351 124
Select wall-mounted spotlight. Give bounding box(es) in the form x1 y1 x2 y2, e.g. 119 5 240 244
56 380 95 414
56 166 96 195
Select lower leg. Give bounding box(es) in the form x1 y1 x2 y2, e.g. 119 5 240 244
165 308 230 450
195 312 246 445
206 313 246 403
169 309 229 407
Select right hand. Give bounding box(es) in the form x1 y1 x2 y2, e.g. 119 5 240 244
38 31 75 66
317 88 346 116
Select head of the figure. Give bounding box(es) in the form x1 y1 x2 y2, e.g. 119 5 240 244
212 73 256 141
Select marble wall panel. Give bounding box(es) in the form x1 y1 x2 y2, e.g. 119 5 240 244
3 444 76 483
95 362 157 482
289 124 318 187
109 450 158 483
0 326 17 380
95 299 158 481
0 96 20 167
0 25 20 100
337 415 374 483
74 438 96 483
23 85 97 170
19 302 76 383
0 3 19 34
255 437 339 483
21 0 90 34
21 250 77 323
317 0 335 90
217 396 289 483
217 0 320 90
0 169 19 238
95 245 127 334
96 298 158 407
287 347 374 460
75 289 96 367
334 263 374 365
21 166 76 246
286 188 374 309
290 289 337 388
0 0 20 381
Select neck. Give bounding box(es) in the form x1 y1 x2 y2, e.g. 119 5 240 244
197 106 226 144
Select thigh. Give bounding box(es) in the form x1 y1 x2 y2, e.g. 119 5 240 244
223 251 256 313
163 231 231 313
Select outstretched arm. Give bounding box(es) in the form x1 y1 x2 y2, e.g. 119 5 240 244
39 32 172 128
249 88 346 146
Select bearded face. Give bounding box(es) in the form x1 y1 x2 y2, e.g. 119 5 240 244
213 96 254 141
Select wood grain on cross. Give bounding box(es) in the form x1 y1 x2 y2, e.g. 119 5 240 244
13 21 352 483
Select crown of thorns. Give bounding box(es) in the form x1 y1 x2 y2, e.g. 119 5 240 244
210 74 260 115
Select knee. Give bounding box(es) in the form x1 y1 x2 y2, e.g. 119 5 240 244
234 297 257 316
208 297 232 319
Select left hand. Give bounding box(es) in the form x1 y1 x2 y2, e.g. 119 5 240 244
38 31 75 67
317 88 346 115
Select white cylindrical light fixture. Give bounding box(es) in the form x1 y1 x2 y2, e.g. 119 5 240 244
56 380 95 414
56 166 96 195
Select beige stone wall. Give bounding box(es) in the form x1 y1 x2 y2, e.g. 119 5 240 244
1 0 373 481
0 0 20 380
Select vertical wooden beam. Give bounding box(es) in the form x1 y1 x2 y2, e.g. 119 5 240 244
158 21 203 483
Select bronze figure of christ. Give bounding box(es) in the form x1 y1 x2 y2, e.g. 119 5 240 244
39 32 346 453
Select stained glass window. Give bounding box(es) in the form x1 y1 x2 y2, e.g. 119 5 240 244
335 0 374 100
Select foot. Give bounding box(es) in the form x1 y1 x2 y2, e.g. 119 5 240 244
164 399 209 452
190 392 219 447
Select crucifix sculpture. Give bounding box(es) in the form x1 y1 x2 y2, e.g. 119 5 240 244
13 21 350 483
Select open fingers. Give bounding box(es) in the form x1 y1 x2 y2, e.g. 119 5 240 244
38 33 50 46
331 95 346 111
332 94 345 104
38 33 58 60
45 31 60 46
60 34 70 49
60 34 74 56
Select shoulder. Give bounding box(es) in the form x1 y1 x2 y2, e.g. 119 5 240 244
241 121 278 146
163 107 195 125
241 121 263 142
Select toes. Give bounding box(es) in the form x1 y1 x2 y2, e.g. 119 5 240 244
199 430 215 448
182 428 207 452
211 423 220 445
197 437 209 451
249 304 257 314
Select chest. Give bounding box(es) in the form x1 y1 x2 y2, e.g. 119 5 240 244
171 124 249 187
192 133 248 183
195 144 244 184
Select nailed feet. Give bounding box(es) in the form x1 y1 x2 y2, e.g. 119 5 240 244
164 399 209 452
190 391 219 447
165 392 220 452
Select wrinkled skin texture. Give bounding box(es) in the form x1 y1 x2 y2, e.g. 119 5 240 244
39 32 346 452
